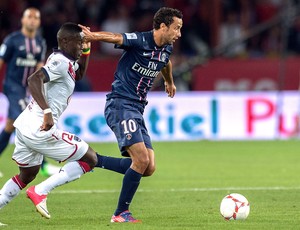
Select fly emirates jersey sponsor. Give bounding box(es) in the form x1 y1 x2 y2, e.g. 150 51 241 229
14 51 78 138
107 31 172 103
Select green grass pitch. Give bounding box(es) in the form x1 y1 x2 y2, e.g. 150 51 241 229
0 140 300 229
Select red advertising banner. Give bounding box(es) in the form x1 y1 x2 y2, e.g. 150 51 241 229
192 57 300 91
1 57 300 92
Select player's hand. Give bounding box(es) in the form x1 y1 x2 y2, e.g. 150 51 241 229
41 113 54 131
164 82 176 98
82 41 91 50
78 24 93 42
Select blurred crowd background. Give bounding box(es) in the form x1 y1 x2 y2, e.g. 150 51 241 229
2 0 300 57
1 0 300 91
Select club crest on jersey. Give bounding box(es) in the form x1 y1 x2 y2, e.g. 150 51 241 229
161 52 167 62
68 62 76 80
35 45 42 53
126 133 132 140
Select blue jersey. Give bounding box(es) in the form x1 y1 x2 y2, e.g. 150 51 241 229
106 30 172 103
0 31 46 92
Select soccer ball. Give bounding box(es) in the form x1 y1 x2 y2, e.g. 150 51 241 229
220 193 250 220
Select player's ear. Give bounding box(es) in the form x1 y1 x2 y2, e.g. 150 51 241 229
160 23 168 32
61 38 69 49
21 16 25 26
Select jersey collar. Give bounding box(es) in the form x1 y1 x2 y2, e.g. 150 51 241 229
53 48 76 61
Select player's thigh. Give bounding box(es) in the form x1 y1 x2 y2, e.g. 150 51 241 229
105 99 153 156
78 146 97 168
26 129 89 163
12 130 44 167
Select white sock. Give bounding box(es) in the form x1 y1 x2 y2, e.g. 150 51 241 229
0 179 21 209
35 161 84 195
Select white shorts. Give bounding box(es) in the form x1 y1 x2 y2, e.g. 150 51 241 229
12 128 89 167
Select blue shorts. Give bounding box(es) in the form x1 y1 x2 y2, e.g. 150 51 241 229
104 98 153 157
4 85 28 120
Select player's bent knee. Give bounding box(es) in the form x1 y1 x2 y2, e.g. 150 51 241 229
136 156 150 170
143 164 156 177
80 147 98 169
90 153 98 168
86 156 97 170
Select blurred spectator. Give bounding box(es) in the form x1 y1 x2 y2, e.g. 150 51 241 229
1 0 300 93
288 16 300 54
0 1 11 42
40 2 60 55
238 0 256 30
247 35 265 58
0 0 296 59
255 0 280 23
100 5 130 55
77 0 103 27
180 1 211 56
218 10 246 58
261 25 282 57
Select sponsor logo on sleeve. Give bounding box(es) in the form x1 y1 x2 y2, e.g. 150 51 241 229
0 44 7 56
125 33 137 39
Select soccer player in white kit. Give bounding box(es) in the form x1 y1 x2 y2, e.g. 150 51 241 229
0 22 98 224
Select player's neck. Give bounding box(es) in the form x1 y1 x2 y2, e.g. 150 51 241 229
153 30 164 47
21 28 36 39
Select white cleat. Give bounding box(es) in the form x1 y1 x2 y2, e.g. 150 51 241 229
0 221 7 226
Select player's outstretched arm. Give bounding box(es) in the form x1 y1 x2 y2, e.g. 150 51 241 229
161 61 176 98
78 24 123 45
28 69 54 131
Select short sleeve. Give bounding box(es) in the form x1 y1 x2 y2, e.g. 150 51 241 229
43 58 69 82
0 36 13 62
115 32 142 50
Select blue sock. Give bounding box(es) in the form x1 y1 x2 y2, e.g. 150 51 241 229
114 168 142 216
96 154 132 174
0 130 12 156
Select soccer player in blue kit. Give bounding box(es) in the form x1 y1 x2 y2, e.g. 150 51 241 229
79 7 183 223
0 7 59 177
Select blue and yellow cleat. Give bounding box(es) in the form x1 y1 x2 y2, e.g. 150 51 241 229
111 210 141 223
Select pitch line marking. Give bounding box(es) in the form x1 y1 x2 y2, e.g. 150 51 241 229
44 186 300 194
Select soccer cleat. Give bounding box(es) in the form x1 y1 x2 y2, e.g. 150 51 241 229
0 221 7 226
40 162 61 177
26 186 51 219
111 210 141 223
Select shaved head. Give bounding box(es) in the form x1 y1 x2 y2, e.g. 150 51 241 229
22 7 40 19
57 22 83 60
21 7 41 36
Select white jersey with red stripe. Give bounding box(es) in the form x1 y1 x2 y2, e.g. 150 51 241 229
14 50 78 139
12 50 88 167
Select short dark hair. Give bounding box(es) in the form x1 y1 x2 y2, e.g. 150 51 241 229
57 22 82 41
153 7 183 30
